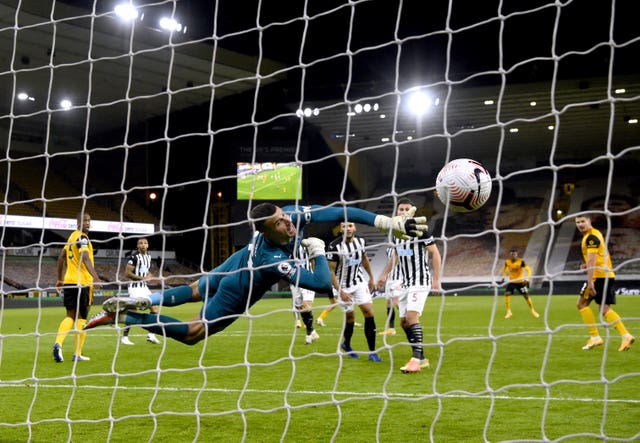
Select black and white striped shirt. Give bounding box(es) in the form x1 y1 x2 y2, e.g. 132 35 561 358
127 251 152 289
326 236 368 289
386 238 403 281
395 235 435 287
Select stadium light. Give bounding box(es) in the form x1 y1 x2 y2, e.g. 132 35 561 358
407 90 432 117
159 17 183 32
17 92 34 101
59 99 72 109
114 3 139 20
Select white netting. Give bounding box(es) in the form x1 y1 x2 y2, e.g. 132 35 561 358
1 0 640 441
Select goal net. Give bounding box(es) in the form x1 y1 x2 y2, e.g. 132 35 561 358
1 0 639 441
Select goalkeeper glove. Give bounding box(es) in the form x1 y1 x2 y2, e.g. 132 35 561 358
301 237 326 259
374 206 428 240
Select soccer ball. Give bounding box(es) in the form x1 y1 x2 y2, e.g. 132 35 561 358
435 158 492 212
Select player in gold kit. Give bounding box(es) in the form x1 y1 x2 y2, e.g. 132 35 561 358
501 248 539 319
575 215 634 351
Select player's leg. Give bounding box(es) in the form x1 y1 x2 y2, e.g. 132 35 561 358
520 284 539 318
354 285 381 362
577 284 603 350
72 287 91 361
53 286 80 362
379 280 398 335
504 286 513 318
340 300 358 358
316 291 335 326
301 290 319 344
399 287 430 373
596 279 634 351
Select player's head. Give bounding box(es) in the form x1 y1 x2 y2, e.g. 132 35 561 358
575 214 593 233
251 203 296 245
76 212 91 233
339 221 356 240
509 248 518 258
137 237 149 253
396 198 414 216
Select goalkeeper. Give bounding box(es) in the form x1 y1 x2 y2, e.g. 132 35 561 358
84 203 427 345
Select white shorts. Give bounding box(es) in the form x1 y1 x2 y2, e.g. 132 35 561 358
384 279 403 298
128 285 152 299
398 285 431 317
334 281 372 313
291 285 315 309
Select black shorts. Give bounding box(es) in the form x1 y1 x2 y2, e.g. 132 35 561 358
580 278 616 305
62 285 92 319
505 282 528 295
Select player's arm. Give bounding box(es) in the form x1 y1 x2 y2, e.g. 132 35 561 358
585 250 597 294
377 250 398 289
524 263 532 283
81 251 102 284
427 242 442 292
361 253 375 292
56 247 66 290
288 238 332 293
288 205 427 240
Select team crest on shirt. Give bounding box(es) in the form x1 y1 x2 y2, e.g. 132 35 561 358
278 262 296 278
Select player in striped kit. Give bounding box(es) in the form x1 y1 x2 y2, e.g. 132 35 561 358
390 200 441 373
121 238 161 345
291 242 320 344
327 222 382 362
377 199 416 336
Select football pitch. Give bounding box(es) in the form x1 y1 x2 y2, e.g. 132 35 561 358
1 295 638 442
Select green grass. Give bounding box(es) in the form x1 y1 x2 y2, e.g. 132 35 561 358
1 295 639 442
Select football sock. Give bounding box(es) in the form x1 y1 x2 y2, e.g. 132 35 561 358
343 322 354 347
604 309 629 336
123 326 130 337
579 307 600 337
406 323 425 360
525 296 535 310
74 318 87 356
126 312 190 341
364 316 377 351
301 311 314 334
55 316 75 346
386 307 395 329
151 285 193 306
318 309 330 321
504 295 511 311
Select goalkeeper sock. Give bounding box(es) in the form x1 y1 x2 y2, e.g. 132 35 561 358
151 285 193 307
126 311 190 341
364 316 377 351
74 319 87 356
386 307 395 329
343 322 354 347
579 307 600 337
301 311 314 334
406 323 425 360
55 317 75 347
318 309 330 321
505 295 511 311
604 309 629 336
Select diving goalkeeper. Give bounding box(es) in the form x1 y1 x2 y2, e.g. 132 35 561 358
84 203 427 345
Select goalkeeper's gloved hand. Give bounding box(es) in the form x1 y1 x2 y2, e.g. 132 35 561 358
374 206 428 240
301 237 326 259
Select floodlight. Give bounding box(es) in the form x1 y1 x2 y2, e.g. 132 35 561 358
114 3 139 20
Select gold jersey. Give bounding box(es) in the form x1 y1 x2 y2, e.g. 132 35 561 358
502 258 530 283
62 229 95 285
581 227 615 279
